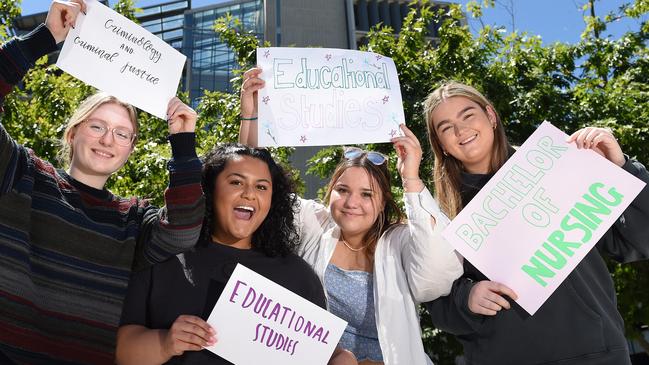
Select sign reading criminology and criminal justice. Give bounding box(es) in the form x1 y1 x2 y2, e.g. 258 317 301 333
206 264 347 365
256 47 406 147
56 0 186 120
443 121 646 315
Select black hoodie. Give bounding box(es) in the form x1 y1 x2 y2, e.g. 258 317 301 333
425 156 649 365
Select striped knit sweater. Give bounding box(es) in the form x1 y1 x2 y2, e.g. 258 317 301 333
0 25 205 364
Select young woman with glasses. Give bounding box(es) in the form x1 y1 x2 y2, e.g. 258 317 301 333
238 68 463 365
0 1 204 363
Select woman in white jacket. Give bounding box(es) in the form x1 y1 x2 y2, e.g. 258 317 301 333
239 67 463 365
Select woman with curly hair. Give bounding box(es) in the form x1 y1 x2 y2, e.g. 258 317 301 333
116 144 356 365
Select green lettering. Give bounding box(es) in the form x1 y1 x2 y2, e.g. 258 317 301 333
589 182 624 207
535 242 567 270
522 256 555 287
574 194 612 225
547 230 582 257
560 214 592 243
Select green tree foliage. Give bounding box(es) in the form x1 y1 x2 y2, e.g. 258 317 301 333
1 0 648 362
0 0 20 41
305 0 649 361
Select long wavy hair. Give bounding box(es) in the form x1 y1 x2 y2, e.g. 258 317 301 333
423 81 510 218
324 151 404 261
201 143 299 257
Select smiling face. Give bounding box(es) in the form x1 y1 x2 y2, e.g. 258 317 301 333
67 102 136 188
328 166 384 241
430 96 497 174
211 156 273 248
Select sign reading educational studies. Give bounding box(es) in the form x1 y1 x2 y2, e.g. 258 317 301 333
443 122 646 315
256 47 406 147
56 0 186 120
206 264 347 365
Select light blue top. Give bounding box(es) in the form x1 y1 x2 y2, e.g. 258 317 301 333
325 263 383 362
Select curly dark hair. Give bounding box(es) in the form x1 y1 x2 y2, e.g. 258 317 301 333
201 143 299 257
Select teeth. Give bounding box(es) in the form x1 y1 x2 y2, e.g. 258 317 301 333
94 150 113 158
235 206 254 212
460 135 477 145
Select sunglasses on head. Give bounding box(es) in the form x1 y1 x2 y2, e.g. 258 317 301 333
343 147 387 165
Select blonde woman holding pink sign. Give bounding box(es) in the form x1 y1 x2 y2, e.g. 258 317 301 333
423 81 649 365
240 68 463 365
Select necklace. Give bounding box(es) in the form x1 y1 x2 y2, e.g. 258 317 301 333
340 237 369 252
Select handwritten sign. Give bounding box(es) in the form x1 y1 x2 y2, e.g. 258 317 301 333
206 264 347 365
256 47 405 147
56 0 186 120
443 121 646 314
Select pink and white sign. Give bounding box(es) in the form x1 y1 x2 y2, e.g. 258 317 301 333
206 264 347 365
256 47 405 147
443 121 646 314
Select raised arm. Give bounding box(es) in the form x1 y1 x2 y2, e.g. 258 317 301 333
390 124 463 302
0 1 83 193
238 67 264 146
134 98 204 269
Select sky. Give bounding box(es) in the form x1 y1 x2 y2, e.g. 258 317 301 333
19 0 648 45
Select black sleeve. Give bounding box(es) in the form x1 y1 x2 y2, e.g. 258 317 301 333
291 257 327 310
596 158 649 263
120 267 153 326
424 277 488 336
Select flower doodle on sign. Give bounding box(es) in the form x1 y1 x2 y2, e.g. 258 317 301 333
262 96 270 105
389 129 397 138
325 54 332 61
262 121 278 145
263 49 270 58
382 95 390 104
363 58 381 70
300 135 307 143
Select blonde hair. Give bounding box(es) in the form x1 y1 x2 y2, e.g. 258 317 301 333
58 92 138 167
423 81 509 218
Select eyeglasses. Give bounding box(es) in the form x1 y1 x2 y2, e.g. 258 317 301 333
343 147 387 165
80 119 136 147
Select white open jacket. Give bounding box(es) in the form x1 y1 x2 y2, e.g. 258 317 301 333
295 187 463 365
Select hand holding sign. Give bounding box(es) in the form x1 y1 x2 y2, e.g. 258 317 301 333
162 315 217 358
56 0 186 120
206 264 346 365
391 124 425 192
442 122 646 314
256 47 406 147
241 67 264 119
567 127 625 167
166 97 197 134
468 280 518 316
45 0 87 44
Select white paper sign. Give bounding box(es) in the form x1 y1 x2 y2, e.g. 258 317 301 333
56 0 186 119
206 264 347 365
443 121 646 314
257 47 406 147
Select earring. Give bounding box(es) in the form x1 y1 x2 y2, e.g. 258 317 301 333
492 123 497 130
443 150 448 156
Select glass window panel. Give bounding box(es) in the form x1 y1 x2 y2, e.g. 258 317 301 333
161 1 188 12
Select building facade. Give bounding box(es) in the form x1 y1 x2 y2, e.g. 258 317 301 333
13 0 456 197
